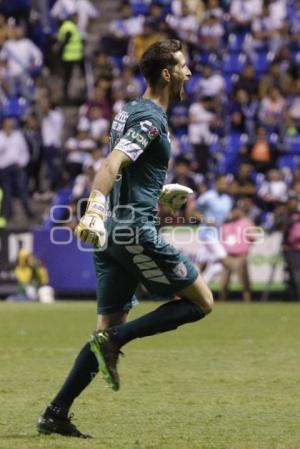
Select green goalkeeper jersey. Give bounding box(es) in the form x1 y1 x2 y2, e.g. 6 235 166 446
107 97 170 229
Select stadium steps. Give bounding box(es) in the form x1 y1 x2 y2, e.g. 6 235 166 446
92 0 121 36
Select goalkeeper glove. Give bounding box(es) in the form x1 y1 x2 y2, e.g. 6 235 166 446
74 190 107 247
159 183 193 211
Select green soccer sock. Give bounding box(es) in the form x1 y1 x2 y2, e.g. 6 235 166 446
51 342 99 411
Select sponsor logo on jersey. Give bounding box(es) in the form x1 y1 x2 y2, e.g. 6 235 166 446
112 110 128 133
173 262 188 279
148 126 159 139
127 129 149 148
115 138 143 161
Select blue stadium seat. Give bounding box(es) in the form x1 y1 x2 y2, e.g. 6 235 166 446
283 134 300 154
1 96 28 119
43 188 73 230
217 153 239 174
109 56 125 71
253 51 270 74
130 1 150 15
227 32 249 52
223 52 247 74
277 155 300 171
184 74 201 98
224 133 249 152
223 73 238 93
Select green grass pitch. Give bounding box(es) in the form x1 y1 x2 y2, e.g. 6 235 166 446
0 301 299 449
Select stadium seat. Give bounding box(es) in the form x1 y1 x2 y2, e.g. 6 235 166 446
130 1 150 16
109 56 125 71
223 52 246 74
253 51 271 74
227 32 249 52
42 188 73 230
1 96 28 119
277 155 300 171
223 73 238 93
224 133 249 152
184 74 201 98
283 134 300 154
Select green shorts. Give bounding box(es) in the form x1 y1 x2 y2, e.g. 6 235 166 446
94 226 198 315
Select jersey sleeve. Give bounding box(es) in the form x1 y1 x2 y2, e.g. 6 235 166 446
114 113 161 162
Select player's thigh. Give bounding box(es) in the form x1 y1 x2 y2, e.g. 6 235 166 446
177 273 214 314
94 250 139 316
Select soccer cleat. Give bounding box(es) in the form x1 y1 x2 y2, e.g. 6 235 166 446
89 331 122 391
37 409 91 438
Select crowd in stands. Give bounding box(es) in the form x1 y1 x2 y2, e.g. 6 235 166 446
0 0 300 298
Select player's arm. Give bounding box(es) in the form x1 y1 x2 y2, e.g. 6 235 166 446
74 150 131 247
92 149 131 196
75 114 160 247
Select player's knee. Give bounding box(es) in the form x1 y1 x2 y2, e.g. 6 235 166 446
200 289 214 315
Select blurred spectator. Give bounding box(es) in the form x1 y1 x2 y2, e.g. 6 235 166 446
147 2 166 30
112 66 143 101
166 0 200 45
244 126 276 173
230 162 256 199
51 0 99 39
169 155 197 191
57 10 85 103
233 63 259 99
23 112 42 194
82 105 109 145
93 51 114 82
245 2 286 59
0 55 12 102
290 0 300 48
197 63 225 98
220 206 254 302
229 88 257 136
275 194 300 301
259 87 286 131
7 248 54 303
0 187 7 228
199 13 224 52
189 175 233 283
0 118 32 219
0 25 43 99
237 196 261 225
0 0 31 25
230 0 262 30
258 60 291 98
79 86 111 119
204 0 223 19
40 99 65 191
188 96 216 173
258 168 288 209
64 121 96 178
129 20 162 64
104 3 144 56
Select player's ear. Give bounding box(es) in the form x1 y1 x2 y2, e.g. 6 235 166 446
161 68 171 83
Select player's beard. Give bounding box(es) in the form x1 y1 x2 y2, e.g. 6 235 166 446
170 78 185 102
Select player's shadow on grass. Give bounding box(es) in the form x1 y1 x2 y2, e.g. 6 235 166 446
1 434 42 439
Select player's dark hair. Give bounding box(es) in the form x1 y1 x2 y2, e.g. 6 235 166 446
140 39 182 86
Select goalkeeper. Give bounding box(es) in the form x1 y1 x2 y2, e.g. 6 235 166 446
38 39 214 438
